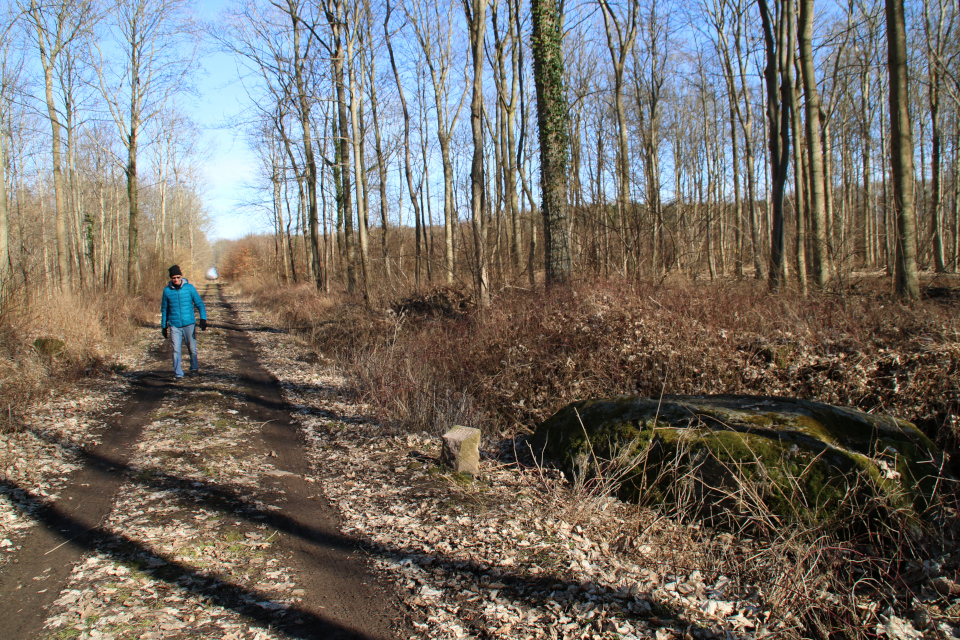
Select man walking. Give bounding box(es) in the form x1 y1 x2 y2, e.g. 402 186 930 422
161 265 208 381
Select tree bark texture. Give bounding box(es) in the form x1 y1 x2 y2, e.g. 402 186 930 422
797 0 830 289
531 0 571 285
885 0 919 299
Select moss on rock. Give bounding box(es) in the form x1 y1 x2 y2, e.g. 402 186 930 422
532 394 951 531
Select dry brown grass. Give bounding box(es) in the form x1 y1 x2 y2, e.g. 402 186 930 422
511 415 957 639
0 286 151 428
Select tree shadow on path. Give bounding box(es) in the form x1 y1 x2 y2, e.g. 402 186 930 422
5 417 706 640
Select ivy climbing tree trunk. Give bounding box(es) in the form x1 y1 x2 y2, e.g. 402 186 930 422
531 0 571 286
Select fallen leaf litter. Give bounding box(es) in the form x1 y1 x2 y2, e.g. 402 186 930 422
40 319 300 639
2 286 956 640
1 334 150 568
238 296 797 640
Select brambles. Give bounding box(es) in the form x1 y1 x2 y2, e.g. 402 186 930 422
391 286 474 319
242 277 960 454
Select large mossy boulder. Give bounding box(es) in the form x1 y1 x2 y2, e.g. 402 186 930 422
532 395 951 532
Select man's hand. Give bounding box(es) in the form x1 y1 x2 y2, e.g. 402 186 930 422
199 319 207 331
161 326 168 339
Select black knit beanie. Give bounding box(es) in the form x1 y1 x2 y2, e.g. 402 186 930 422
168 265 182 278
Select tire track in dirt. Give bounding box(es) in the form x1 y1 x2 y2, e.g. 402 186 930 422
208 283 403 639
0 351 170 639
0 283 405 640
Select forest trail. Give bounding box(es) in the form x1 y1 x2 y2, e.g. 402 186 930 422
6 284 950 640
0 284 404 640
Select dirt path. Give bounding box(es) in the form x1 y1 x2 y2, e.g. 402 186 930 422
0 354 168 639
12 284 944 640
0 283 405 640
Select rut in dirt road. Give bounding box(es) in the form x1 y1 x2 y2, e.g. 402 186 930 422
0 283 405 640
0 356 169 640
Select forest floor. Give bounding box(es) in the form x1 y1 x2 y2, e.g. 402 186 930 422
0 283 957 640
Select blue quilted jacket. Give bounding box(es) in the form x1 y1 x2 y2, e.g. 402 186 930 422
161 281 207 328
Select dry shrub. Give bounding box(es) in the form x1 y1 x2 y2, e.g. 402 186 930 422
464 280 959 448
391 286 474 319
243 277 960 453
0 287 148 419
234 279 372 349
234 279 482 433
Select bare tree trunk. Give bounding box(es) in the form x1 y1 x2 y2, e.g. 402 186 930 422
788 18 808 294
126 102 140 293
706 113 718 281
365 4 390 282
97 174 107 289
758 0 790 290
923 0 948 273
385 1 425 288
416 75 429 287
885 0 919 298
953 128 960 272
861 64 874 267
62 63 90 292
490 0 522 276
710 1 744 277
463 0 489 306
39 168 50 290
635 1 668 279
327 0 355 293
797 0 829 289
599 0 638 278
0 113 7 287
346 17 370 302
879 91 892 272
31 0 71 294
288 2 322 291
735 8 764 280
507 0 522 275
823 118 836 271
515 100 540 287
408 1 464 285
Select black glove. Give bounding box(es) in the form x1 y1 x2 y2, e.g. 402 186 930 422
199 319 207 331
161 326 168 339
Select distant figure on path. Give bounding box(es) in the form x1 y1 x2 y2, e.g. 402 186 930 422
161 265 207 382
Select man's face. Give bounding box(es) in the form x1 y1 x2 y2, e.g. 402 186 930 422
172 275 183 285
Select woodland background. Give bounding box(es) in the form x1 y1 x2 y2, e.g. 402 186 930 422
0 0 957 301
0 0 957 446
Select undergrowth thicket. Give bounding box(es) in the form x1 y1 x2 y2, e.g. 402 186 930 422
0 286 153 428
241 276 960 453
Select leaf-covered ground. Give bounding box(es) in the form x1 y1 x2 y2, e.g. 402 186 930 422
2 282 958 640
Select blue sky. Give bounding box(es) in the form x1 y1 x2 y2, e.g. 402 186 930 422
195 0 263 241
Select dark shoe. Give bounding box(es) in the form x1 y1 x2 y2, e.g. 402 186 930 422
187 370 199 377
173 376 183 383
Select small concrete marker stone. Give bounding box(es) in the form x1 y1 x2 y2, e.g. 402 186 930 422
440 426 481 476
